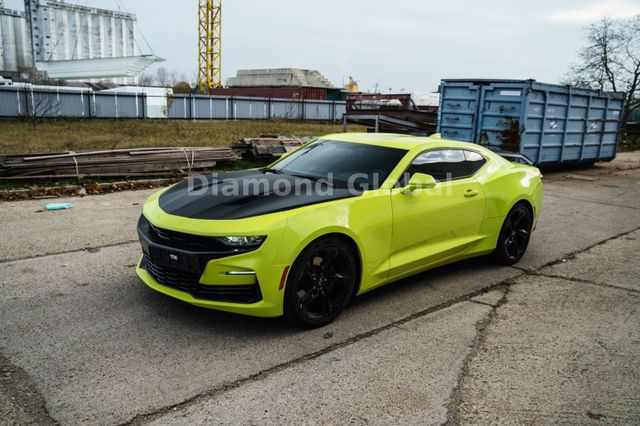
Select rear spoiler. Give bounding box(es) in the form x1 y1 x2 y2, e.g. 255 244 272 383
492 150 534 166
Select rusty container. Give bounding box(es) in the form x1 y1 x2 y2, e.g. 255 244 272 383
438 79 625 165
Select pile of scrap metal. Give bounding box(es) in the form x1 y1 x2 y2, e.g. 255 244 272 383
0 147 240 180
232 136 313 159
342 94 437 134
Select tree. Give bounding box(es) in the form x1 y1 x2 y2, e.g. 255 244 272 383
26 89 61 130
138 72 154 87
565 16 640 134
155 67 174 87
173 81 193 94
20 71 62 129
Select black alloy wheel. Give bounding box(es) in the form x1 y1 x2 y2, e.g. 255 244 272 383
284 237 357 328
492 203 533 266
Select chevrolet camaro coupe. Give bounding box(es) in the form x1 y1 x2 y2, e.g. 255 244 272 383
136 133 543 327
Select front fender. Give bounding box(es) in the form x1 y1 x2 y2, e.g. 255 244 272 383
274 190 393 291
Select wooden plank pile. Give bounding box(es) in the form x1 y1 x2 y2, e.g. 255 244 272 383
232 136 313 159
0 147 240 180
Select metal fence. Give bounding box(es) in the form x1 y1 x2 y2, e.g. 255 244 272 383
0 86 346 121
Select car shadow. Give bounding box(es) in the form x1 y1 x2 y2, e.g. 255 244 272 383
134 254 499 336
351 255 495 307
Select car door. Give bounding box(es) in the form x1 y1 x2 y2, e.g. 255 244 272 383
388 149 487 277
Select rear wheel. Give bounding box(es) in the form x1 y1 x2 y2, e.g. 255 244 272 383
492 203 533 265
283 237 357 328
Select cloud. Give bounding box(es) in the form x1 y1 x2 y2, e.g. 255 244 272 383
547 0 640 22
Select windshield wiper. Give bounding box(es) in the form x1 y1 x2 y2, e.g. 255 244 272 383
262 168 282 174
285 172 334 187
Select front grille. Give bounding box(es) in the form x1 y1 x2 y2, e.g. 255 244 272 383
144 254 199 293
138 215 263 257
142 255 262 304
147 222 226 252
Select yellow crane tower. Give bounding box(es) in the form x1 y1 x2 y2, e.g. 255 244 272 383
198 0 222 92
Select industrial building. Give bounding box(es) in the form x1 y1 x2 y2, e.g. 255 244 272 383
210 68 346 100
0 0 161 82
227 69 335 89
0 2 30 75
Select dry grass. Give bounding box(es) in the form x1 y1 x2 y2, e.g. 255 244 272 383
0 119 364 154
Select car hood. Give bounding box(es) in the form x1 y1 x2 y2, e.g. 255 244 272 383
158 170 360 220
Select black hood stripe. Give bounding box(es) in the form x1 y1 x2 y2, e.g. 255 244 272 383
159 171 361 220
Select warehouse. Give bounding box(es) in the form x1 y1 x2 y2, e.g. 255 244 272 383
210 68 346 100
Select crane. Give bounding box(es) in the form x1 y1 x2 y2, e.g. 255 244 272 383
197 0 222 92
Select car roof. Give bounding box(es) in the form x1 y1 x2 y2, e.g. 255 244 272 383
321 133 493 154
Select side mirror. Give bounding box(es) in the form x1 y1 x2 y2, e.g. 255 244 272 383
401 173 437 194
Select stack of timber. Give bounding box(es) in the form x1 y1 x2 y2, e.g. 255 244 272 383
232 136 312 159
0 147 240 180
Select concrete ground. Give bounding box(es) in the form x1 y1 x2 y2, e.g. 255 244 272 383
0 152 639 425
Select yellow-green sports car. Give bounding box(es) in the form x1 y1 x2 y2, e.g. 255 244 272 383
136 133 543 327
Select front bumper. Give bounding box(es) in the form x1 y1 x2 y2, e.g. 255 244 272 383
136 215 286 318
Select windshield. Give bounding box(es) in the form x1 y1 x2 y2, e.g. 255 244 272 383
272 140 408 190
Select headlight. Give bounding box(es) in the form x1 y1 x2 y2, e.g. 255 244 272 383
216 236 266 247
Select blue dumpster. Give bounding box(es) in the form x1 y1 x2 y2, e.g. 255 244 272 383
437 79 625 165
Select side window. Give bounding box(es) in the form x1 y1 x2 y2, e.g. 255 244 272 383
404 149 467 183
464 150 487 175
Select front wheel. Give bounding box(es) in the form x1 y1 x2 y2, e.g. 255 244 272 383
283 237 357 328
492 203 533 266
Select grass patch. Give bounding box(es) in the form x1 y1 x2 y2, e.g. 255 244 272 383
0 119 364 154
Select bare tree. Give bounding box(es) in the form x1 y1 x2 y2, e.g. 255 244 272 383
155 67 170 87
27 89 61 130
565 16 640 134
19 72 62 129
155 67 180 87
138 72 154 87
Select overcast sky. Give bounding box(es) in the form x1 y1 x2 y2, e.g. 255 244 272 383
6 0 640 91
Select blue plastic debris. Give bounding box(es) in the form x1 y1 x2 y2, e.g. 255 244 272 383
45 203 74 211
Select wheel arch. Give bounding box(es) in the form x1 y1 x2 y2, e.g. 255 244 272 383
287 231 363 296
512 198 534 220
321 232 363 297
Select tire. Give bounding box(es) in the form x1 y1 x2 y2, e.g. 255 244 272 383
492 202 533 266
283 237 357 328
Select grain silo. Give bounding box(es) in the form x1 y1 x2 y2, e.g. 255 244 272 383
0 3 30 74
0 0 162 82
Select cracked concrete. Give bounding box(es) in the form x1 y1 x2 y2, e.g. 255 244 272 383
0 355 55 426
145 302 495 426
454 275 640 424
0 152 639 424
0 188 156 263
543 228 640 293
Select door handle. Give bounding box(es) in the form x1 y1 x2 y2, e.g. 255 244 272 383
464 189 480 198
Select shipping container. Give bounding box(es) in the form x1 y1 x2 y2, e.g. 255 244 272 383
438 79 625 166
208 87 327 100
